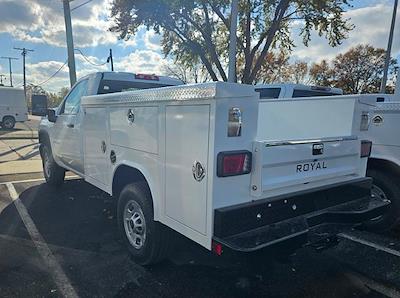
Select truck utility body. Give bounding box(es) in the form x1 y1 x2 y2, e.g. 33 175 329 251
40 78 388 263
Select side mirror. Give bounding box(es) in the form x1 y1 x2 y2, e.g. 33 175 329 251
47 109 57 123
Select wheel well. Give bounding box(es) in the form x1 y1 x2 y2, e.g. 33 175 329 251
2 115 15 122
112 165 150 198
368 158 400 178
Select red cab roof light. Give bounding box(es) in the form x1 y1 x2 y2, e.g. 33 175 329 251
135 73 160 81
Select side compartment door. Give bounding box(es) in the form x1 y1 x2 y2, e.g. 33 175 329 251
83 107 110 187
165 104 210 235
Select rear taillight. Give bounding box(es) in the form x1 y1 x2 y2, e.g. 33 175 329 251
360 140 372 158
217 151 252 177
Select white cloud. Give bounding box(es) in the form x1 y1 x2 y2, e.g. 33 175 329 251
0 0 118 48
114 49 167 74
291 3 400 62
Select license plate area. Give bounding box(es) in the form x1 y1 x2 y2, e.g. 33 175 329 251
251 139 360 197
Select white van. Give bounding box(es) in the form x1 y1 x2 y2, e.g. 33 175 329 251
0 87 29 129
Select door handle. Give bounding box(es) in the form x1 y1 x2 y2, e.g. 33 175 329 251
66 123 74 128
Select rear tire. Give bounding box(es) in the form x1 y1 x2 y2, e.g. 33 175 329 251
364 168 400 231
117 182 173 265
40 143 65 187
2 116 16 129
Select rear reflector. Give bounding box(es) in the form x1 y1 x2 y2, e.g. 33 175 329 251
212 241 223 256
361 140 372 158
217 150 252 177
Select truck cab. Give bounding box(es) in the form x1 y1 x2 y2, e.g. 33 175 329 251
255 83 343 99
39 72 183 176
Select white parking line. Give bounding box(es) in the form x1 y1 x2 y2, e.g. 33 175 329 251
0 175 80 185
6 182 79 298
339 232 400 257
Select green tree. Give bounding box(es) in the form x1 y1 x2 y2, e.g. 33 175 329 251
47 87 69 108
310 44 398 94
110 0 353 84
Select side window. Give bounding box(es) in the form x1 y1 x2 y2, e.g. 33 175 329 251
255 88 281 99
62 80 88 114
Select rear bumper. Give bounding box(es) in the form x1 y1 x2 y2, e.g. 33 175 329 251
213 178 390 252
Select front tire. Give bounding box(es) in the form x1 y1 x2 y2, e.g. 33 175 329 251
2 116 16 129
365 168 400 231
117 182 172 265
40 143 65 187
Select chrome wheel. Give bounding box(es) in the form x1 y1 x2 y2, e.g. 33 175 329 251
124 200 146 249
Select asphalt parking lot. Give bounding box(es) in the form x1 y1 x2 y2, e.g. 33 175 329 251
0 177 400 297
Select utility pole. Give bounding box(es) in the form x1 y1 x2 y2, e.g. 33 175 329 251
1 56 18 87
63 0 77 86
380 0 398 93
13 47 34 100
107 49 114 71
228 0 239 82
0 74 6 86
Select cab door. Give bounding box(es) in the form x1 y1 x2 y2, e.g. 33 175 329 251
53 79 88 174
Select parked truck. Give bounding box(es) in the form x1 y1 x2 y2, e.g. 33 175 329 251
39 73 389 264
0 86 28 129
359 94 400 230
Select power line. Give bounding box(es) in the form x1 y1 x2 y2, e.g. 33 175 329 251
31 60 68 87
71 0 93 11
74 48 108 66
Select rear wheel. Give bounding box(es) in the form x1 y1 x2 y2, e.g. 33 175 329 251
117 182 173 265
364 168 400 231
2 116 15 129
40 143 65 187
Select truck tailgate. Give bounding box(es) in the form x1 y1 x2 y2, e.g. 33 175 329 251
250 138 361 198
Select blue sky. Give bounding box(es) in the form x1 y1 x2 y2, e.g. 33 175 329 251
0 0 399 92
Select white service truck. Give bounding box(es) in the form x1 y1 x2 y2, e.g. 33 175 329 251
359 94 400 230
39 73 389 264
0 86 28 129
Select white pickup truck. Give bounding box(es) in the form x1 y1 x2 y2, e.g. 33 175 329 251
39 73 389 264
